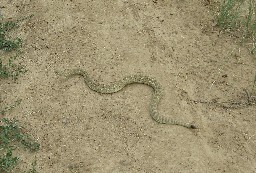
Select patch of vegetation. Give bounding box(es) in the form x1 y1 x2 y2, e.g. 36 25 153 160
0 14 33 52
217 0 243 30
0 55 27 80
0 20 22 52
0 118 40 173
0 15 33 80
216 0 256 53
26 160 38 173
0 148 18 172
0 14 39 172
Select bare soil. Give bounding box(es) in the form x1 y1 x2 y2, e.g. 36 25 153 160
1 0 256 172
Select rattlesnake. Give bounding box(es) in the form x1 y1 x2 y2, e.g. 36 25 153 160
65 69 196 129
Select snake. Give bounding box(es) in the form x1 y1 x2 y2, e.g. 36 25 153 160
65 69 196 129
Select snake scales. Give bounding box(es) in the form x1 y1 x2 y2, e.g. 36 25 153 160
65 69 196 129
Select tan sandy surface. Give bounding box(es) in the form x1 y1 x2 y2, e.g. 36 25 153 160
1 0 256 172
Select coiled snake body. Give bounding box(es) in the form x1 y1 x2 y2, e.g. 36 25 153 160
66 69 196 129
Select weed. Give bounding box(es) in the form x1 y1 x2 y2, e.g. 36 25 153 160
0 13 38 173
0 118 40 172
0 148 19 172
0 20 22 52
0 14 33 52
26 160 38 173
0 118 40 151
0 15 30 80
243 0 256 53
217 0 243 30
216 0 256 53
0 59 8 78
0 55 27 80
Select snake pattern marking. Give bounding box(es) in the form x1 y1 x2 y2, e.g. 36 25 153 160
65 69 196 129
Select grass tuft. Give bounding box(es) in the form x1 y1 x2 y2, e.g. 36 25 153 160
0 55 27 80
0 20 22 52
26 160 38 173
0 118 40 172
0 16 29 80
0 13 38 173
217 0 243 30
0 148 19 172
216 0 256 54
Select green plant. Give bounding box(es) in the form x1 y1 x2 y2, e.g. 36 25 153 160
0 55 27 80
0 14 38 172
0 118 40 172
216 0 256 53
243 0 256 53
26 160 38 173
0 118 40 151
0 148 19 172
0 20 22 52
0 16 30 80
217 0 243 30
0 15 33 52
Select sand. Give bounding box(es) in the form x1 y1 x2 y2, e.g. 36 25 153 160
1 0 256 172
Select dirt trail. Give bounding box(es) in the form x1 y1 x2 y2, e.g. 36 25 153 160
1 0 256 172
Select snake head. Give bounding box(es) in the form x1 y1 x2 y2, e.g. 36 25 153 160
190 124 197 129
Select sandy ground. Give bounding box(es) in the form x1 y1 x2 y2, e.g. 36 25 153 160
1 0 256 172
